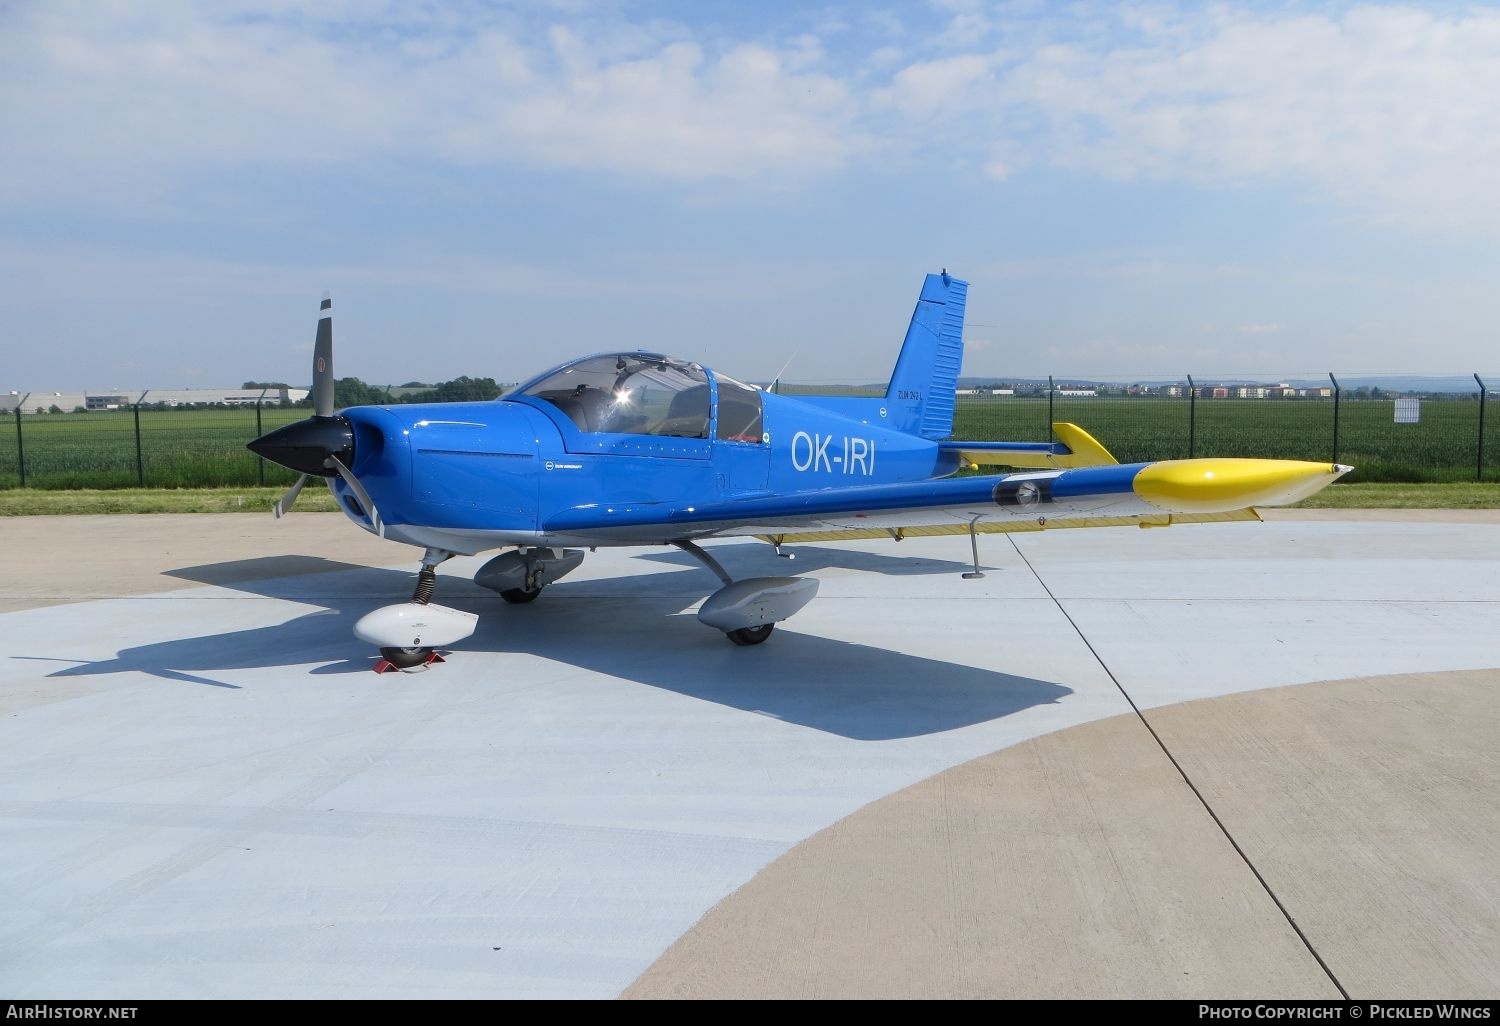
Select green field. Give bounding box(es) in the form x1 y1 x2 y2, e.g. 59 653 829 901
0 394 1495 489
0 407 309 489
954 395 1497 483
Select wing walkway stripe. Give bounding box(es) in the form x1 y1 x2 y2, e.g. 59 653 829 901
1006 535 1353 1001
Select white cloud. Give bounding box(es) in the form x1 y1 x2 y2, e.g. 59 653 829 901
0 1 870 210
3 3 1499 231
880 53 993 115
475 36 864 179
912 4 1500 230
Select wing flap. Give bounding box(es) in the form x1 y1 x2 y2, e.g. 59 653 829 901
755 507 1261 545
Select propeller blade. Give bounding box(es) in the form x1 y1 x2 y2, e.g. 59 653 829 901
313 292 334 418
251 293 352 527
326 453 383 538
273 473 309 519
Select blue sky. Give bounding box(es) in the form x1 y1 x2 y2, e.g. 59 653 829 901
2 0 1498 390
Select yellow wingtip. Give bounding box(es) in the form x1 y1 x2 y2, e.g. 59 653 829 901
1135 459 1352 512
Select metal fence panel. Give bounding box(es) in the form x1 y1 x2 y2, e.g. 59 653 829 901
952 396 1053 448
12 410 139 488
1052 394 1194 463
1337 397 1482 482
3 385 1498 489
139 406 261 488
1194 395 1334 464
1481 386 1498 482
1 412 20 487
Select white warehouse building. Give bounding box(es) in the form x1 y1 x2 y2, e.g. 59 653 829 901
1 387 310 414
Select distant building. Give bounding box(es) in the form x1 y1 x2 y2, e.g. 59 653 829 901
2 390 85 413
138 387 310 408
1 386 310 413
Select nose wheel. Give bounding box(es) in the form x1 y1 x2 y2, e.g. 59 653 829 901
377 646 444 670
356 548 475 673
725 624 774 646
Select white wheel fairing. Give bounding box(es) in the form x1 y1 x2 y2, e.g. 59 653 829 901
353 602 478 649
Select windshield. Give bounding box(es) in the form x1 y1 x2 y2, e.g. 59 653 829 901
516 353 711 438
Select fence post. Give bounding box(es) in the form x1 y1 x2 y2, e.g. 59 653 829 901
133 404 145 486
1478 374 1489 483
14 400 25 487
255 400 265 486
1187 374 1196 458
1047 375 1055 436
1329 373 1341 466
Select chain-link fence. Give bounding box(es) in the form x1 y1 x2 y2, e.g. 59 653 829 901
0 404 306 490
1 381 1496 488
784 376 1497 483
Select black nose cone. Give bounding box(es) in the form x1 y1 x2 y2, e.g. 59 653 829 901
247 415 355 476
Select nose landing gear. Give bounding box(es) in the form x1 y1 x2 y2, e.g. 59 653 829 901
354 548 478 673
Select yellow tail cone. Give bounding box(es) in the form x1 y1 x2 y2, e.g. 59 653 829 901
1134 459 1353 513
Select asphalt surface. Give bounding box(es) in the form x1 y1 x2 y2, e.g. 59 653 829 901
1 509 1496 999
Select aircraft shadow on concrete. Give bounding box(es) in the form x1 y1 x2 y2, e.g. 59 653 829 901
37 552 1070 741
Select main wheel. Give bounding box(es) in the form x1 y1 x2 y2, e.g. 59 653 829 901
379 646 433 669
726 624 775 646
500 586 542 605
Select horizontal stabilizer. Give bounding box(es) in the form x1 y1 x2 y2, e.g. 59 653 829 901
944 422 1119 470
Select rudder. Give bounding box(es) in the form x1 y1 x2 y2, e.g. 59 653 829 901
885 271 967 439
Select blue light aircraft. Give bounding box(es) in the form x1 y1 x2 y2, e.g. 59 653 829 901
249 272 1350 671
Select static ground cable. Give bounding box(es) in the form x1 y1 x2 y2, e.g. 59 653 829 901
1006 536 1352 1001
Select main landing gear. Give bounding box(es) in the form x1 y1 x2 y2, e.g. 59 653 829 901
474 547 586 604
673 540 819 646
351 540 819 670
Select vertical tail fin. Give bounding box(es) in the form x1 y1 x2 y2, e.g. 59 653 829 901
885 271 967 439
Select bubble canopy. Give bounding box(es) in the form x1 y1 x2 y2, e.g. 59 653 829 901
511 353 762 444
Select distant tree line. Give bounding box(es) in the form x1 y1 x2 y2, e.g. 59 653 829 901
325 376 510 407
237 377 511 407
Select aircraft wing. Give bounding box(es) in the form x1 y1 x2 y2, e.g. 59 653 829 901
745 507 1260 545
540 458 1349 546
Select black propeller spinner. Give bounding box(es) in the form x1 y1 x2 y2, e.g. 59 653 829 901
246 414 354 477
